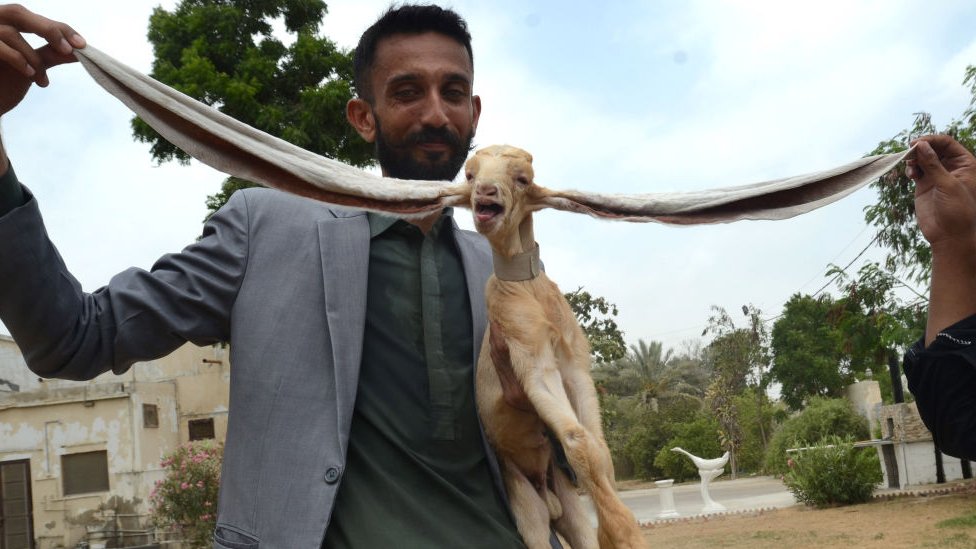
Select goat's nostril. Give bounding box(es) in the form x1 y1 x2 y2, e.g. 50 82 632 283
477 185 498 196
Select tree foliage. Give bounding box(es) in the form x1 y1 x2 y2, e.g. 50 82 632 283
703 304 771 478
763 397 869 474
564 287 627 364
133 0 375 220
770 293 848 410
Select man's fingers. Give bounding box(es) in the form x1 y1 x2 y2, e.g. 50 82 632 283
0 25 40 77
2 4 85 52
913 141 952 181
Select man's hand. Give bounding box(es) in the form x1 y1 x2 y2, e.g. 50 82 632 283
906 134 976 344
0 4 85 115
907 135 976 250
488 320 534 413
0 4 85 173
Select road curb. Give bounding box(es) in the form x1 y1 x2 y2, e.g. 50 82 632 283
640 506 780 527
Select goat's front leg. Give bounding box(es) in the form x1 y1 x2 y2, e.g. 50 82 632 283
507 343 599 481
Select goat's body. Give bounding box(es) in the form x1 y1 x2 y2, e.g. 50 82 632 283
468 145 647 549
475 257 647 549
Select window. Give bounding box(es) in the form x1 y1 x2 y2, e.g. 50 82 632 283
188 418 215 441
62 451 109 496
143 403 159 428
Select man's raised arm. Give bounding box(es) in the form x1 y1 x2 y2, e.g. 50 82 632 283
903 134 976 460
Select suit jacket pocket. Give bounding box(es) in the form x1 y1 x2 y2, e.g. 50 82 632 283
213 524 259 549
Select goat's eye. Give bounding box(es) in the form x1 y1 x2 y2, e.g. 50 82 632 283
516 175 530 186
465 172 474 181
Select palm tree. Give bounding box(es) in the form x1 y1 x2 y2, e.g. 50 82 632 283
616 340 704 408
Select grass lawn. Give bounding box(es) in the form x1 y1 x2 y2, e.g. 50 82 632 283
640 485 976 548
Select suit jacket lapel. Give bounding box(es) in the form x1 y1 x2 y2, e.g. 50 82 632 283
318 208 370 455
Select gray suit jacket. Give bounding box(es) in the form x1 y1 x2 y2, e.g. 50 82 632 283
0 187 505 548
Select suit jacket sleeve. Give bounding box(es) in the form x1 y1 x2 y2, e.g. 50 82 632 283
904 314 976 460
0 187 249 380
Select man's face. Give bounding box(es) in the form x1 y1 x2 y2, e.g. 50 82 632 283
349 32 481 181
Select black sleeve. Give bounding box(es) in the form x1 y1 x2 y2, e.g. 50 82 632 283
0 164 26 216
904 315 976 460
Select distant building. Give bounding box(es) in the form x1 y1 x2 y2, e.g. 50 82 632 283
0 335 229 549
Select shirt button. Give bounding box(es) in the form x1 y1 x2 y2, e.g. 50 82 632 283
324 466 341 484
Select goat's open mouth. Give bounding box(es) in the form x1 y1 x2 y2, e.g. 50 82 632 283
475 200 505 224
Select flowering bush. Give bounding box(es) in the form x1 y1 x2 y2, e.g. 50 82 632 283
150 440 223 548
783 434 882 507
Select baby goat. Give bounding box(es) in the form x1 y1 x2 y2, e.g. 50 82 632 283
468 145 648 549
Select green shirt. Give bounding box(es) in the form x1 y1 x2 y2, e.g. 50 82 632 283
322 211 524 549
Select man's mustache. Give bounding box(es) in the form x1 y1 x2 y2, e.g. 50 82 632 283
406 127 464 149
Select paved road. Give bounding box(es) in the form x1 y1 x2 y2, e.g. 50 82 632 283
584 475 796 525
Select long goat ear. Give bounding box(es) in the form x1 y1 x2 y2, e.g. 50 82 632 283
74 46 472 218
538 150 911 225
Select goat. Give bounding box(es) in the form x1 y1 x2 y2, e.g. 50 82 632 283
467 145 648 549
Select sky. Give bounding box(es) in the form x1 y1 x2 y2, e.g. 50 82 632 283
5 0 976 354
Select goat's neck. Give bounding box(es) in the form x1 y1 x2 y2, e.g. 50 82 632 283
491 216 540 282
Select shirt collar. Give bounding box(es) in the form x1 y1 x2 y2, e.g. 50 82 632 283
367 208 456 239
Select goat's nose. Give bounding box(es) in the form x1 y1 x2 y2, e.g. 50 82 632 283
476 184 498 196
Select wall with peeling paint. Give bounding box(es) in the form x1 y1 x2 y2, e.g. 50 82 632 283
0 342 229 549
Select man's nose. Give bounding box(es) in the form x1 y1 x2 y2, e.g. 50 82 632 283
420 93 450 127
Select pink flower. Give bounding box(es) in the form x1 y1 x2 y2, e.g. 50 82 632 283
787 458 796 469
180 482 190 490
197 480 204 488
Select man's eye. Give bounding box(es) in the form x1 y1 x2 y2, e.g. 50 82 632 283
394 88 420 100
443 88 466 101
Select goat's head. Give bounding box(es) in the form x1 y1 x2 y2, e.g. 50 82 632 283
464 145 547 252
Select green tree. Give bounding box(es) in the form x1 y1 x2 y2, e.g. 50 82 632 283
828 263 926 401
703 304 771 478
133 0 375 220
770 293 848 410
564 287 627 364
733 388 778 473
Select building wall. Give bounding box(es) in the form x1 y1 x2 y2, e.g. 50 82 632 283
845 380 882 434
0 342 229 549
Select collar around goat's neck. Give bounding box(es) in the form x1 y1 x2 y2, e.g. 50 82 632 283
492 217 541 282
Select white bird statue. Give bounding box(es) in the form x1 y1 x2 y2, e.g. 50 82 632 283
671 447 730 513
671 447 731 471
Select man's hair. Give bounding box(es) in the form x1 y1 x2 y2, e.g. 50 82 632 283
353 4 473 101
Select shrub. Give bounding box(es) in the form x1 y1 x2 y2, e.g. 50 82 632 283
653 414 723 482
150 441 223 549
783 434 882 507
764 397 868 474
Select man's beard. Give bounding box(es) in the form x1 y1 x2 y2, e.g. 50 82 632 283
373 117 474 181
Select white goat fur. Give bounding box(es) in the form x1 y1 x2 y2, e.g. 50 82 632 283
468 145 648 549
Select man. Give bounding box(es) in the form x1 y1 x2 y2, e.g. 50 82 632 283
0 4 536 548
903 134 976 461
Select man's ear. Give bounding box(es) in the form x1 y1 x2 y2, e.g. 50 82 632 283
471 94 482 134
346 98 376 143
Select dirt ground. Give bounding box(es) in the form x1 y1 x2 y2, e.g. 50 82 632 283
639 488 976 548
